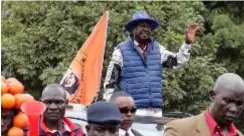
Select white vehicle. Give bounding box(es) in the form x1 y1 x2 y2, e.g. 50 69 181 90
65 103 193 136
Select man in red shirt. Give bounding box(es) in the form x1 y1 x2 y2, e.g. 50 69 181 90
40 84 84 136
164 73 244 136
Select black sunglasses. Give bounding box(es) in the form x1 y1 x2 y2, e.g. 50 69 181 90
119 107 137 114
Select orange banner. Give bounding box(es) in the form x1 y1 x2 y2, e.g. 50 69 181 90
60 12 109 105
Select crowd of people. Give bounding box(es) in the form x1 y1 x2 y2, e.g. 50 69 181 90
3 72 243 136
2 11 244 136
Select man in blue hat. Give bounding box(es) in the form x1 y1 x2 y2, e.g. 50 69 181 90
86 101 121 136
104 11 199 117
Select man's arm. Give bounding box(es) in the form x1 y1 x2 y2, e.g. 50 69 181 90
162 23 199 69
103 47 123 101
161 42 191 69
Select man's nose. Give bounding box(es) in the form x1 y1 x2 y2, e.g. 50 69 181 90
229 103 238 113
48 103 57 109
127 111 132 116
104 131 112 136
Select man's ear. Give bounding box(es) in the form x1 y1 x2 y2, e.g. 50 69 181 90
86 125 90 132
209 90 216 101
64 99 69 110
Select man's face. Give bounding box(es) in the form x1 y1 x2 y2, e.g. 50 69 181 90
115 96 136 131
133 22 151 41
42 90 67 122
1 108 15 134
86 124 119 136
210 87 244 125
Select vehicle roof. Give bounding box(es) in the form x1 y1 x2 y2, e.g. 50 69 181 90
65 103 175 125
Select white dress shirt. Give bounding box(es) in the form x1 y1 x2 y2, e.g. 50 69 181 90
119 128 135 136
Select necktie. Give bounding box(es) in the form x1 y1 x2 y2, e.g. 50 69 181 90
125 131 130 136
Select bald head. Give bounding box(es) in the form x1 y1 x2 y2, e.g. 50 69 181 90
41 84 66 100
213 73 244 94
209 73 244 126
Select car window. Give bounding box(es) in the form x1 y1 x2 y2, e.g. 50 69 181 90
65 103 189 136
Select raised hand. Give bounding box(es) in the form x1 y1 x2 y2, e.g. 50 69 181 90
185 23 199 44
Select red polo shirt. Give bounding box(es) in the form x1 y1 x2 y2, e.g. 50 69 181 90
41 116 84 136
205 110 238 136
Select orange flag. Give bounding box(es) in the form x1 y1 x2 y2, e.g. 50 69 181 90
60 12 109 105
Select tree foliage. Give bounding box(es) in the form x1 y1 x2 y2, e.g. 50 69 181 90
1 1 243 131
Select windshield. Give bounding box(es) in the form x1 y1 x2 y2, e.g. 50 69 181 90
65 104 175 136
131 116 168 136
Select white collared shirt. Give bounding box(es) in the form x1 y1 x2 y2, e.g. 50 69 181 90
119 128 135 136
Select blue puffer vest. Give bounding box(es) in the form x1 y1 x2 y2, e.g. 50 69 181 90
118 38 163 108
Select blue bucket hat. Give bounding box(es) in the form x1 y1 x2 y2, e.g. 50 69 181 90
125 11 160 31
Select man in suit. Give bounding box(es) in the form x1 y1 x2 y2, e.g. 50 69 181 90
164 73 244 136
86 101 121 136
110 91 143 136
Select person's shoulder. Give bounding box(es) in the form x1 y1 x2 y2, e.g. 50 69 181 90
117 38 133 47
73 126 85 134
71 124 86 136
165 114 201 133
62 117 85 133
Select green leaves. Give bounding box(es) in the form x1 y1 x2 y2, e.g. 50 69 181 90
1 2 243 126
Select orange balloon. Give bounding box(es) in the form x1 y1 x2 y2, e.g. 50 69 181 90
7 78 24 95
13 112 29 129
1 93 15 109
7 127 24 136
15 94 34 109
1 81 9 95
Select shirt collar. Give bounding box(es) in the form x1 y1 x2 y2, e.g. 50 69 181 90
41 116 78 134
204 109 238 136
119 128 134 136
133 40 148 53
134 40 140 47
133 40 150 47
